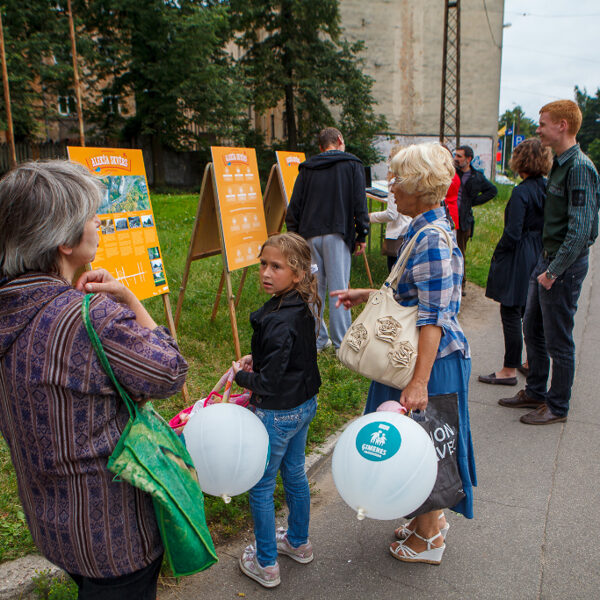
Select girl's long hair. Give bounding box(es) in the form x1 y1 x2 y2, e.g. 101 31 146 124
259 232 322 322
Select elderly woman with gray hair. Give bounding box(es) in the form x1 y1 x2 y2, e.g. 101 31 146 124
0 161 188 599
332 142 476 565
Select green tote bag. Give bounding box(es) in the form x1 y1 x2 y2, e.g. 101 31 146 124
82 294 218 577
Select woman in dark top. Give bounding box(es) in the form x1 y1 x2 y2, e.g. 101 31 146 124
479 139 553 385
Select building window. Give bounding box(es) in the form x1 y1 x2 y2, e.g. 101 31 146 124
283 111 288 138
103 95 121 114
58 96 76 116
271 114 275 140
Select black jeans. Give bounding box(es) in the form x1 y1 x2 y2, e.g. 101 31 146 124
523 252 589 417
68 555 163 600
500 304 525 368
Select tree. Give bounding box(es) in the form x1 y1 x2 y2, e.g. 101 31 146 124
77 1 248 183
229 0 387 164
0 2 76 140
575 86 600 169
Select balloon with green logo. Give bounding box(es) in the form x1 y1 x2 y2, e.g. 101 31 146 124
332 412 437 520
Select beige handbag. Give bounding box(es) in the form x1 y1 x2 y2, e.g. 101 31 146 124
337 224 453 390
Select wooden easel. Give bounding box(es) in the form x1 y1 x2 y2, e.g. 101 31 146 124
175 163 244 352
176 148 271 360
262 163 288 235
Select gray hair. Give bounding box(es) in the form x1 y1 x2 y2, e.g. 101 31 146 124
0 160 104 278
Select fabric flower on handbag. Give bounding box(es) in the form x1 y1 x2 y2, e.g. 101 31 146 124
347 323 368 352
375 316 401 344
388 341 416 367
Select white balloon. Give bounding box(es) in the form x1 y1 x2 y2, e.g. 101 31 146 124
332 412 437 520
184 403 270 502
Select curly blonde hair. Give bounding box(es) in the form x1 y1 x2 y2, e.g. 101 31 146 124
259 233 322 321
390 142 455 206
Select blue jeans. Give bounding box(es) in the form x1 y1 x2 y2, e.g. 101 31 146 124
523 252 589 417
249 396 318 567
308 234 352 349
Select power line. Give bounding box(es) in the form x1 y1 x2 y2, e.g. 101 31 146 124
507 11 600 19
503 44 600 65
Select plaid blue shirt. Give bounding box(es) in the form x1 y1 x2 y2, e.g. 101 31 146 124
394 207 470 359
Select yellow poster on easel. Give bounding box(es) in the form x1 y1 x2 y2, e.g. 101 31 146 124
176 148 269 359
275 151 305 203
67 147 168 301
68 146 188 401
211 146 268 272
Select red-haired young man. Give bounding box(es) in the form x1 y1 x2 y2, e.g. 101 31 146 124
499 100 600 424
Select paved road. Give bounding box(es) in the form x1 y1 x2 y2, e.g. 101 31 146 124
160 244 600 600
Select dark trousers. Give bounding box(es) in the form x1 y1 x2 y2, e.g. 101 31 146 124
456 228 471 281
68 555 163 600
523 252 589 417
500 304 525 368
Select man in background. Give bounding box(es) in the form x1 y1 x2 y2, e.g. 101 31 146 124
499 100 600 425
286 127 369 351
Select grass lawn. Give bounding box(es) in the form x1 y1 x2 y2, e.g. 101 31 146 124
0 184 512 561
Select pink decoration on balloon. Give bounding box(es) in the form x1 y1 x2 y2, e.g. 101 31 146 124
376 401 407 414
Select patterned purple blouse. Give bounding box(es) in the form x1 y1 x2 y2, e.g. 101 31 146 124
0 273 188 578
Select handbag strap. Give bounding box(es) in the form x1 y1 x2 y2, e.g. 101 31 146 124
385 223 454 288
81 293 137 420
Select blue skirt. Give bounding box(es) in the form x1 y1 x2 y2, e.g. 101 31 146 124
364 351 476 519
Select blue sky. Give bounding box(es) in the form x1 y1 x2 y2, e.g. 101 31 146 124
499 0 600 121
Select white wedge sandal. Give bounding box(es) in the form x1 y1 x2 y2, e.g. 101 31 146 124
389 530 445 565
394 513 449 541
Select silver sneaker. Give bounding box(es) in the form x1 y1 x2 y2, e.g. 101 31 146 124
239 545 280 588
276 528 314 564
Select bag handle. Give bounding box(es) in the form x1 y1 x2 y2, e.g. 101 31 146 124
385 224 453 288
81 293 138 420
208 368 235 403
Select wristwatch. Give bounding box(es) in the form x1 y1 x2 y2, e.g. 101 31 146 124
545 270 557 281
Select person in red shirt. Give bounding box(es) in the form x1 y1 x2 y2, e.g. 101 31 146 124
444 171 460 229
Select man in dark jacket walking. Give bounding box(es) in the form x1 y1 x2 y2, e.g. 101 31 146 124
454 145 498 285
286 127 369 351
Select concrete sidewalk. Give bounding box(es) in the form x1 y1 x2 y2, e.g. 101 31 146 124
159 243 600 600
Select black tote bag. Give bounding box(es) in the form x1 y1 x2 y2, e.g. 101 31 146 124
406 392 465 517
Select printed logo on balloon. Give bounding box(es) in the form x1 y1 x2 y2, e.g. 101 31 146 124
355 421 401 462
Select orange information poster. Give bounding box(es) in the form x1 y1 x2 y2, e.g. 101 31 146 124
211 146 268 272
276 151 305 203
67 147 169 300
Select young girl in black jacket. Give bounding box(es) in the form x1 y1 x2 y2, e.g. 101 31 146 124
233 233 321 589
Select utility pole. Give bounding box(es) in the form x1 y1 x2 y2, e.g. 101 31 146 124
0 10 16 167
439 0 460 151
67 0 85 146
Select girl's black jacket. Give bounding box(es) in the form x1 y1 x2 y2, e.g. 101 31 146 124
234 290 321 410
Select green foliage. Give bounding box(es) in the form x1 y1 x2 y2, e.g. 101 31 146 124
575 86 600 170
0 1 76 140
229 0 387 164
0 438 35 562
31 570 77 600
78 0 247 151
588 139 600 171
